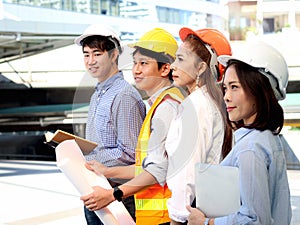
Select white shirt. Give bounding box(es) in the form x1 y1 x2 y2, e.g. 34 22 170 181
166 86 224 223
143 86 183 185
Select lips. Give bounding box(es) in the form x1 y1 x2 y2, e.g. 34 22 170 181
89 67 98 73
134 76 143 83
226 106 236 112
172 74 179 79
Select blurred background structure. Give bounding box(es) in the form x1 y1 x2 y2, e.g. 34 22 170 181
0 0 299 166
0 1 299 224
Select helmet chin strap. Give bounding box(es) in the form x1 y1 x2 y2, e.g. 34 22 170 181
204 43 219 81
108 36 122 54
258 68 284 100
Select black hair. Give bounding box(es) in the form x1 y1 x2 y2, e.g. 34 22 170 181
80 35 122 64
132 47 174 81
224 60 284 135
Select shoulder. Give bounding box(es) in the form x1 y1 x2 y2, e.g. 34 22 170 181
234 129 276 159
182 88 221 119
155 96 180 115
112 80 143 101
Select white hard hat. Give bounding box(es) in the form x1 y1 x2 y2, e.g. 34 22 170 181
74 23 121 46
218 41 289 100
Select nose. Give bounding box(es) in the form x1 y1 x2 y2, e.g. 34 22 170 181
88 55 96 65
223 90 231 102
170 63 176 71
132 63 141 74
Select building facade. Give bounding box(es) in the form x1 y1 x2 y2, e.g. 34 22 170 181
227 0 300 39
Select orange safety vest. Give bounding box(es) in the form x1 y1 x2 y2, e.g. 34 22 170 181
135 86 185 225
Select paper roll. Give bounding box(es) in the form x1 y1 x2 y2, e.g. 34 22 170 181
55 139 135 225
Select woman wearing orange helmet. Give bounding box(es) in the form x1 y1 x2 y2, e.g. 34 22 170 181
164 27 233 224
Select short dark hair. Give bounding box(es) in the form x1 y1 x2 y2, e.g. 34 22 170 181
225 60 284 135
132 47 174 81
81 35 122 57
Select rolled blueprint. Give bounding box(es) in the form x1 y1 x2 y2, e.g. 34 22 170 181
55 139 135 225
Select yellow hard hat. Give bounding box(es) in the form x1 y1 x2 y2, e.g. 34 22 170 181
129 28 178 59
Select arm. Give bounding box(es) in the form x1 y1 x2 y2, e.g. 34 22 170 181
86 160 135 179
112 92 145 165
80 170 157 211
85 91 145 167
186 206 215 225
166 97 221 223
143 98 179 185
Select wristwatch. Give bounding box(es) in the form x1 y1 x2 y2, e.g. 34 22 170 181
113 186 124 202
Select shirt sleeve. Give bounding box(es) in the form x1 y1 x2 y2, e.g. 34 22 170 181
86 90 145 166
111 91 145 166
215 149 272 225
143 98 180 186
166 94 223 223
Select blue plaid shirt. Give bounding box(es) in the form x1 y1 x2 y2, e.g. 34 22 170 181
85 72 146 167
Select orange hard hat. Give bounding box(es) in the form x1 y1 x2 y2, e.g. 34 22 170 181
179 27 232 81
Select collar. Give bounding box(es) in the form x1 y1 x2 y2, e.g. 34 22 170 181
147 85 173 106
234 127 255 143
95 71 123 92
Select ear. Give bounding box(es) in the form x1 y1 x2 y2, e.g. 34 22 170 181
160 64 171 78
198 61 207 75
110 48 119 63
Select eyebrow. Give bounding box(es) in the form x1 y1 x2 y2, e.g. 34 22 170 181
83 49 102 54
175 53 184 57
223 80 240 86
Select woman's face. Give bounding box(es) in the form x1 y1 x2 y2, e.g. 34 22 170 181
171 42 200 91
223 65 257 125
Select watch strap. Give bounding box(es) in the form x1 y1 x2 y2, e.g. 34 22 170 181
113 186 123 202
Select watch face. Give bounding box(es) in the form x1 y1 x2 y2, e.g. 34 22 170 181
113 186 123 201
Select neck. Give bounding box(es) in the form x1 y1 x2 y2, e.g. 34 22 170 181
98 67 119 83
188 84 199 94
146 80 172 97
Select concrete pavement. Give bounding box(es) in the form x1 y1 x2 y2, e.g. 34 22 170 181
0 160 299 225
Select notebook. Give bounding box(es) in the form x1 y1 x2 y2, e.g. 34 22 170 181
195 163 240 218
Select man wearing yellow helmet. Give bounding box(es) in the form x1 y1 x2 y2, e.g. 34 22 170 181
80 28 187 225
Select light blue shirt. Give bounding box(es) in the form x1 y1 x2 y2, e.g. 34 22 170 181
216 127 292 225
85 72 146 167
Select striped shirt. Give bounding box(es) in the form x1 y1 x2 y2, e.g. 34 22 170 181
85 72 146 167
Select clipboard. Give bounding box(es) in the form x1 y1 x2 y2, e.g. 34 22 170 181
45 130 97 155
195 163 240 218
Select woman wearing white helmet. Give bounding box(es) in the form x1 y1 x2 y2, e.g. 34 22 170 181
187 41 292 225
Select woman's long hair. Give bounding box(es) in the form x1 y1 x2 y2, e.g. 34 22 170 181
184 35 232 159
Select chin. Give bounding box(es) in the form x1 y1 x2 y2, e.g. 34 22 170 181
172 81 181 87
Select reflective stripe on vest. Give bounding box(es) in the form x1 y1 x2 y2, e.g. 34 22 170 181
134 86 185 224
135 198 168 211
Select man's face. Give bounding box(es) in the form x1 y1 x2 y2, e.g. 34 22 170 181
132 50 169 96
83 46 115 82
